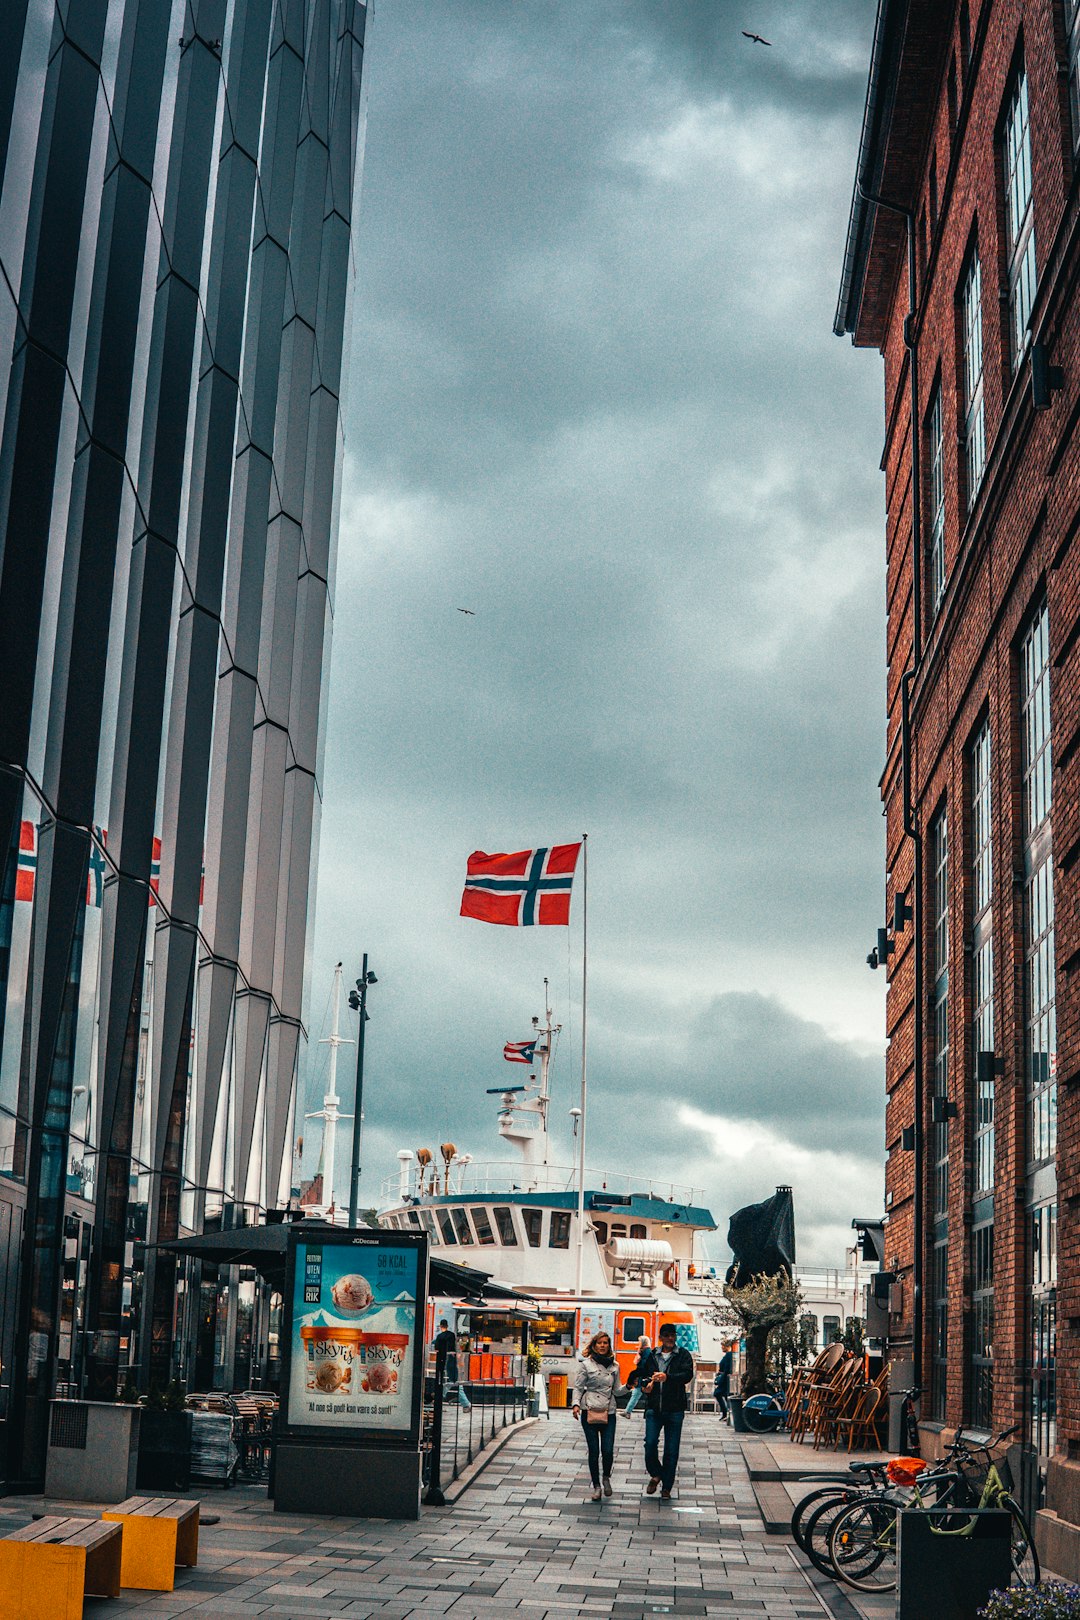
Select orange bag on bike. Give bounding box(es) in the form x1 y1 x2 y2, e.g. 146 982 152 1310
886 1456 927 1485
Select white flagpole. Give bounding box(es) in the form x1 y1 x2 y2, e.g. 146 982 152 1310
574 833 588 1301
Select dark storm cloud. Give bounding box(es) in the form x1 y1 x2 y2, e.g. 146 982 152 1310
311 1 888 1260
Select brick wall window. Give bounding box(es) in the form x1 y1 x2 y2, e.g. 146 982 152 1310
970 1220 994 1429
932 807 950 1219
931 805 950 1425
971 721 995 1195
1020 605 1055 1167
1067 0 1080 150
1031 1202 1057 1461
961 250 986 503
928 383 946 616
1002 68 1037 365
932 1234 949 1423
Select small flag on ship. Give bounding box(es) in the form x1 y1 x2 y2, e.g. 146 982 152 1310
503 1040 538 1065
460 843 581 926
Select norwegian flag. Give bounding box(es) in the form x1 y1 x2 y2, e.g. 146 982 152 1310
16 821 36 902
504 1039 538 1065
461 843 581 926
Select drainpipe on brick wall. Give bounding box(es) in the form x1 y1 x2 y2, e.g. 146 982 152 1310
857 175 925 1395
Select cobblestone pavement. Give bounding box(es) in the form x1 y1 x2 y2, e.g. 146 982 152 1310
1 1416 867 1619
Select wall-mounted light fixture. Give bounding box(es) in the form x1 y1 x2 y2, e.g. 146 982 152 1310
931 1097 958 1123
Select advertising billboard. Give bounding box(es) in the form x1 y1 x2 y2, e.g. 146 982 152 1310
282 1228 428 1443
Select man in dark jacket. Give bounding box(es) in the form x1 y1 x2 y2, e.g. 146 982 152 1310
432 1318 458 1384
631 1321 694 1498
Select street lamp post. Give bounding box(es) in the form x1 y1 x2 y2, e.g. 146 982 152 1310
347 955 376 1228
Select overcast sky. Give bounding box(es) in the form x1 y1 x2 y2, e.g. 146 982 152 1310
305 0 888 1267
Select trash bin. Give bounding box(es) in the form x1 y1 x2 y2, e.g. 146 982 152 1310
728 1396 747 1432
548 1374 568 1408
897 1509 1013 1620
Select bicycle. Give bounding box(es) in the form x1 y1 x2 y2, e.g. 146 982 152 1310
741 1390 786 1433
790 1383 923 1573
827 1425 1039 1594
790 1461 891 1576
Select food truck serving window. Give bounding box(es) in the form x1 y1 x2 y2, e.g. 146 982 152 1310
620 1315 647 1344
532 1312 577 1348
493 1207 518 1244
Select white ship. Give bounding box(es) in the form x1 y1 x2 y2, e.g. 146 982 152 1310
375 986 730 1397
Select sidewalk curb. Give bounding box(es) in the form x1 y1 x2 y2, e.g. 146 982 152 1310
434 1414 541 1505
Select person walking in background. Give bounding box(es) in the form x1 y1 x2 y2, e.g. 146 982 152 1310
637 1320 694 1499
572 1331 621 1501
713 1344 734 1421
432 1317 458 1383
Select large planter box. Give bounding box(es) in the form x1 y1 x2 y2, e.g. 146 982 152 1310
136 1409 193 1491
897 1509 1012 1620
45 1400 140 1503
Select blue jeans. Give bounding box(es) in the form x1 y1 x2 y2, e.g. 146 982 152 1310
644 1409 684 1492
580 1411 616 1486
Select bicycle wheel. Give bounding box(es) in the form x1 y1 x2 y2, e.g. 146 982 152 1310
801 1492 862 1578
827 1497 898 1592
790 1486 851 1555
742 1394 782 1433
1002 1495 1040 1587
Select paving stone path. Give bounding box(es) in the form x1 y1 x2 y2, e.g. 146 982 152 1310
0 1417 868 1618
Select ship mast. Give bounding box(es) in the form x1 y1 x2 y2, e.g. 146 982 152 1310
494 979 560 1187
534 976 556 1169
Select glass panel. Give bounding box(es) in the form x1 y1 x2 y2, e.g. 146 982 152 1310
450 1207 474 1245
436 1208 456 1245
928 386 945 613
523 1208 543 1247
969 1222 993 1429
962 253 985 500
1003 70 1036 363
471 1206 496 1246
549 1211 571 1249
492 1206 517 1245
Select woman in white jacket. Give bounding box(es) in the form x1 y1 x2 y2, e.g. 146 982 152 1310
572 1331 622 1500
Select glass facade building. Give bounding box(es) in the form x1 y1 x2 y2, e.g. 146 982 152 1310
0 0 367 1480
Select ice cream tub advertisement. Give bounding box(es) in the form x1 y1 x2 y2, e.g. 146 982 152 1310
286 1236 422 1434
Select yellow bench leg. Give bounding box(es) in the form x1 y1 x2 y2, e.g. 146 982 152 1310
103 1514 178 1592
0 1542 85 1620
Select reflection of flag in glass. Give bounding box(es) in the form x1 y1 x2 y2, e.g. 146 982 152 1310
503 1040 537 1065
147 836 162 906
87 831 107 907
16 821 36 902
460 844 581 926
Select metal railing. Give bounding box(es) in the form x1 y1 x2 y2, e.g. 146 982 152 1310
382 1161 703 1207
421 1352 532 1504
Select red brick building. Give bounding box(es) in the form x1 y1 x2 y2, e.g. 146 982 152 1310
836 0 1080 1573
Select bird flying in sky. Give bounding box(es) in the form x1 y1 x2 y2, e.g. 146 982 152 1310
742 30 772 46
457 607 476 615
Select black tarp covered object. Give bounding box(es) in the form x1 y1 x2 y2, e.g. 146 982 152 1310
725 1186 796 1283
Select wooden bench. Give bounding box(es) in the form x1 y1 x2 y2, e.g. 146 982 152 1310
0 1514 122 1620
102 1495 199 1591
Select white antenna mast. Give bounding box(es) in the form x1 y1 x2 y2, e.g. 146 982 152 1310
305 963 353 1216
